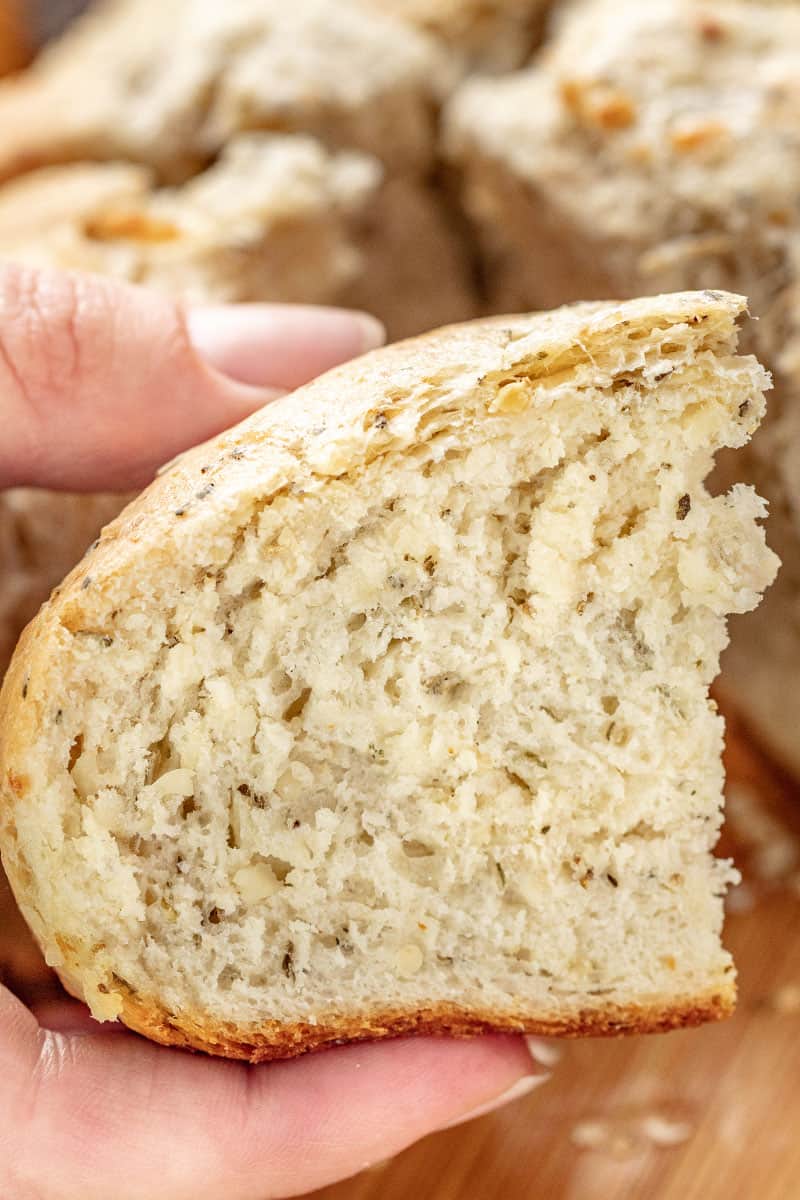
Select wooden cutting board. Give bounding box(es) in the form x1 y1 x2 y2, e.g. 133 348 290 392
2 706 798 1200
0 1 30 76
307 709 800 1200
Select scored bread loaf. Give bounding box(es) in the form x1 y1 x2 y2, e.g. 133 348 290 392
0 292 777 1061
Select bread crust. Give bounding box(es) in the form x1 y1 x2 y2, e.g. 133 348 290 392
0 292 749 1057
73 976 733 1063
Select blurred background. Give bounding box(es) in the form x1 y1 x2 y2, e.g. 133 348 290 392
1 0 83 64
1 3 800 1198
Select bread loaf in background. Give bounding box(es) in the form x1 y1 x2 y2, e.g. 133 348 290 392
445 0 800 771
0 0 480 344
0 293 778 1058
0 0 29 76
0 140 379 305
0 0 454 183
445 0 800 356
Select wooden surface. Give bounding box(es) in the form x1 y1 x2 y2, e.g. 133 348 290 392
0 0 30 76
2 706 799 1199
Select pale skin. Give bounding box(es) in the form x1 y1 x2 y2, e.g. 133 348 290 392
0 265 549 1200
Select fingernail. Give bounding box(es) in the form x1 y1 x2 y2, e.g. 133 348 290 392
440 1072 549 1131
525 1037 563 1069
187 304 386 390
352 312 387 352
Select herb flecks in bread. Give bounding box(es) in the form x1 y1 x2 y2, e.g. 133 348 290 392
0 293 778 1060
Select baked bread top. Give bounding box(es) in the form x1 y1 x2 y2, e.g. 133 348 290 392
0 292 778 1060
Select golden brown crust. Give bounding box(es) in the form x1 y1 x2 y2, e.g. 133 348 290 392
59 973 734 1063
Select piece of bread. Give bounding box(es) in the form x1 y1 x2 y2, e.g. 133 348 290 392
0 0 452 184
0 292 777 1060
444 0 800 373
363 0 551 70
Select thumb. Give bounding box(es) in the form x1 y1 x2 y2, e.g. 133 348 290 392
0 264 384 492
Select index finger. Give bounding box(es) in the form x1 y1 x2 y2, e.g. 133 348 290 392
1 983 544 1200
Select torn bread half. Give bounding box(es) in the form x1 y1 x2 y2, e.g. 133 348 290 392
0 292 777 1061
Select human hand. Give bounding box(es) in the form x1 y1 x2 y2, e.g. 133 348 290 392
0 265 551 1200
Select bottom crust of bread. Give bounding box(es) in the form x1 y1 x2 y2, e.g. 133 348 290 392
59 970 735 1062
